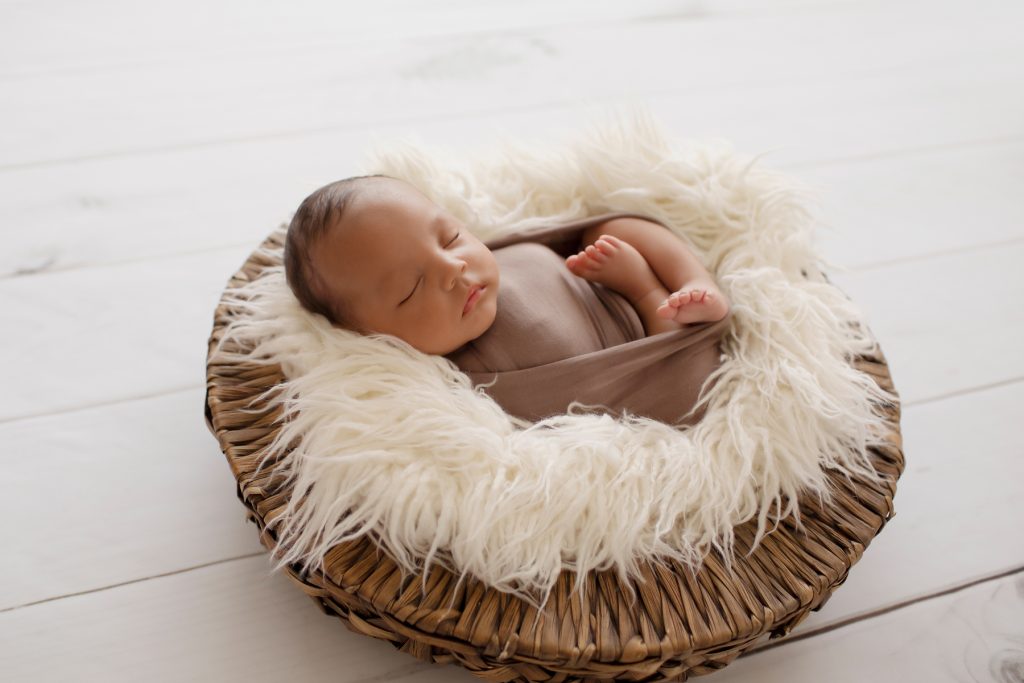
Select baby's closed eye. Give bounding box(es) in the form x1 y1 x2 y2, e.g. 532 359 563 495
399 283 418 305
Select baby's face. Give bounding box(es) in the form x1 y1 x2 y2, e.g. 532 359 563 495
310 178 500 355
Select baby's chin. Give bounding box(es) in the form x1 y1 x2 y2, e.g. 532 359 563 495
456 294 498 349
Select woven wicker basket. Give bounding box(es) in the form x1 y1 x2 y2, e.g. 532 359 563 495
204 228 904 683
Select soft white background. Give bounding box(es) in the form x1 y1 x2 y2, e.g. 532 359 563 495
1 1 1022 681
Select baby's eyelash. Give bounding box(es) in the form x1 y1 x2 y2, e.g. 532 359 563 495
399 280 418 305
447 231 460 246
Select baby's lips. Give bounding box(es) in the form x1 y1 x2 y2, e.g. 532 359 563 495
463 285 484 314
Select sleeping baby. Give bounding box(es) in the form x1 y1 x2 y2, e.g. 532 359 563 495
283 174 732 424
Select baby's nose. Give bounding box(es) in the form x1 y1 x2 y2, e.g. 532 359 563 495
447 259 467 289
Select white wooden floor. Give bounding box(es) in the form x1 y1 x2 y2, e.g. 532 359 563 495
2 1 1022 681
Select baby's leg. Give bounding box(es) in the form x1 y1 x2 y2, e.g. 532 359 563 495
566 235 682 336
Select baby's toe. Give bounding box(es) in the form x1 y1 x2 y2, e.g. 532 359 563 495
656 301 676 318
594 236 618 255
567 252 589 273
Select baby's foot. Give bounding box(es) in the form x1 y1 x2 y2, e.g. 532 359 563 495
656 282 730 324
567 235 683 336
565 234 662 303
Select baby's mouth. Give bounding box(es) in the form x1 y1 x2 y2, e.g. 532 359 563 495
463 285 484 315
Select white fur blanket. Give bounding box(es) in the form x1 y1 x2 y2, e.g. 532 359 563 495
211 109 898 610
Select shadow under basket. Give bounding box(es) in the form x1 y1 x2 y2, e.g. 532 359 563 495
204 229 905 683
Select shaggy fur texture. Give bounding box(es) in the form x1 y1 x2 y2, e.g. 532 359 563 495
211 109 899 612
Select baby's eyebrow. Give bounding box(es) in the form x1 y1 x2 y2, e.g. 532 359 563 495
427 211 443 234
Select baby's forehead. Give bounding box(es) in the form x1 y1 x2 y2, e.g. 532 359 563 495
314 215 403 282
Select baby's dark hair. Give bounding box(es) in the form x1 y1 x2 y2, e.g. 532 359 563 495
283 174 391 331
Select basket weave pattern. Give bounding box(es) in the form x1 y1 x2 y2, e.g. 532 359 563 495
204 231 904 682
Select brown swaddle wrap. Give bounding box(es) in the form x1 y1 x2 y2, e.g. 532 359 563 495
444 212 732 426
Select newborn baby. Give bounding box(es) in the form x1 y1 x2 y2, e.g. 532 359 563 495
283 174 730 356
